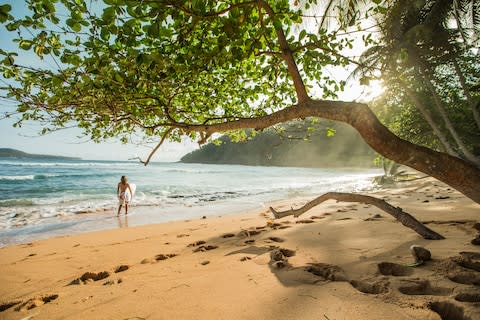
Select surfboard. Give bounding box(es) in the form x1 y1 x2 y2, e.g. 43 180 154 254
126 183 136 201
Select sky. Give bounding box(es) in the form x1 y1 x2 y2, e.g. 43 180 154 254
0 1 381 161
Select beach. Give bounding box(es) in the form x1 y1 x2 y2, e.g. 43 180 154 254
0 176 479 320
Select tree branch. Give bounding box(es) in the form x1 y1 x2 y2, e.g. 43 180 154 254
258 0 309 103
269 192 444 240
139 127 174 166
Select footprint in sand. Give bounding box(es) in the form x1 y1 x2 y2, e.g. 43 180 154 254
192 245 218 253
377 262 413 276
0 301 22 313
397 279 452 296
114 265 129 273
221 233 235 238
14 294 59 312
266 237 285 243
69 271 110 285
350 279 389 294
155 253 178 261
187 240 206 247
455 292 480 303
448 271 480 285
296 219 314 224
306 263 348 281
428 301 472 320
237 230 262 237
103 278 123 285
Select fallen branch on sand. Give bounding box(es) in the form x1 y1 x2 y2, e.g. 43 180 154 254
269 192 444 240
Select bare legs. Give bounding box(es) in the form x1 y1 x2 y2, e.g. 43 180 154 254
117 203 129 216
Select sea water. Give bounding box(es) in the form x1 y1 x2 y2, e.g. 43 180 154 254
0 159 382 246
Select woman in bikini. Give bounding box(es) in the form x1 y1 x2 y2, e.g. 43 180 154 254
117 175 133 216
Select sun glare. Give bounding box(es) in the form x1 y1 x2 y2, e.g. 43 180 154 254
363 80 385 101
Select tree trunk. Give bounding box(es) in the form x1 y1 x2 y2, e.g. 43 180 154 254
421 70 480 167
398 80 460 157
452 59 480 130
269 192 444 240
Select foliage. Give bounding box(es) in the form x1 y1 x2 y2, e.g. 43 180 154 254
0 0 365 145
355 0 480 160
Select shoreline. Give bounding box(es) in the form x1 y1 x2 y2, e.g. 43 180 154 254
0 177 479 319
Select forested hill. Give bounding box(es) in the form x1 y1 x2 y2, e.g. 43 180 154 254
181 120 377 168
0 148 81 160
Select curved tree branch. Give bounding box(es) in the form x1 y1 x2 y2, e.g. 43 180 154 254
269 192 445 240
155 99 480 204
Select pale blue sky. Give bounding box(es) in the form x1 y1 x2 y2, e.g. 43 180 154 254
0 1 378 161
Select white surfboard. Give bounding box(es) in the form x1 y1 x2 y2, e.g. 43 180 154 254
126 183 136 202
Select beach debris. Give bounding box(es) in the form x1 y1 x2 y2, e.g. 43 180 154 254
69 271 110 285
377 262 413 276
306 263 347 281
410 245 432 264
114 265 129 273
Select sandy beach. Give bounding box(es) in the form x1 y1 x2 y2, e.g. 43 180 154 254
0 177 479 320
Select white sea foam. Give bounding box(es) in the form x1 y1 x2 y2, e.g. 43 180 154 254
0 175 35 180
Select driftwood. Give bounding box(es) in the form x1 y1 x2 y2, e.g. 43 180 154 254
269 192 444 240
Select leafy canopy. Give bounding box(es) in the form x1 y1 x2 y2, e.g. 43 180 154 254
0 0 362 145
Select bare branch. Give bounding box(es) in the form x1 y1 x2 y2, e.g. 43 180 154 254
140 127 174 166
270 192 444 240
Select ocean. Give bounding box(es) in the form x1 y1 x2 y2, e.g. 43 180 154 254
0 159 382 246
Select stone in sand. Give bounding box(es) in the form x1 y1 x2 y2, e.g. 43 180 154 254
471 235 480 246
410 245 431 262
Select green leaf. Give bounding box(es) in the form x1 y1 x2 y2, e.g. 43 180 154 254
0 4 12 23
19 40 33 50
326 128 336 137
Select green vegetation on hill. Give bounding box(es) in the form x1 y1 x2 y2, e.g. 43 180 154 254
181 120 376 167
0 148 81 160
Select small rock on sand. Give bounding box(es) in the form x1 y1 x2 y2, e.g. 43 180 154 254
410 245 431 262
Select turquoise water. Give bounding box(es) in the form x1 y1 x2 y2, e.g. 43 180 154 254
0 159 381 245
